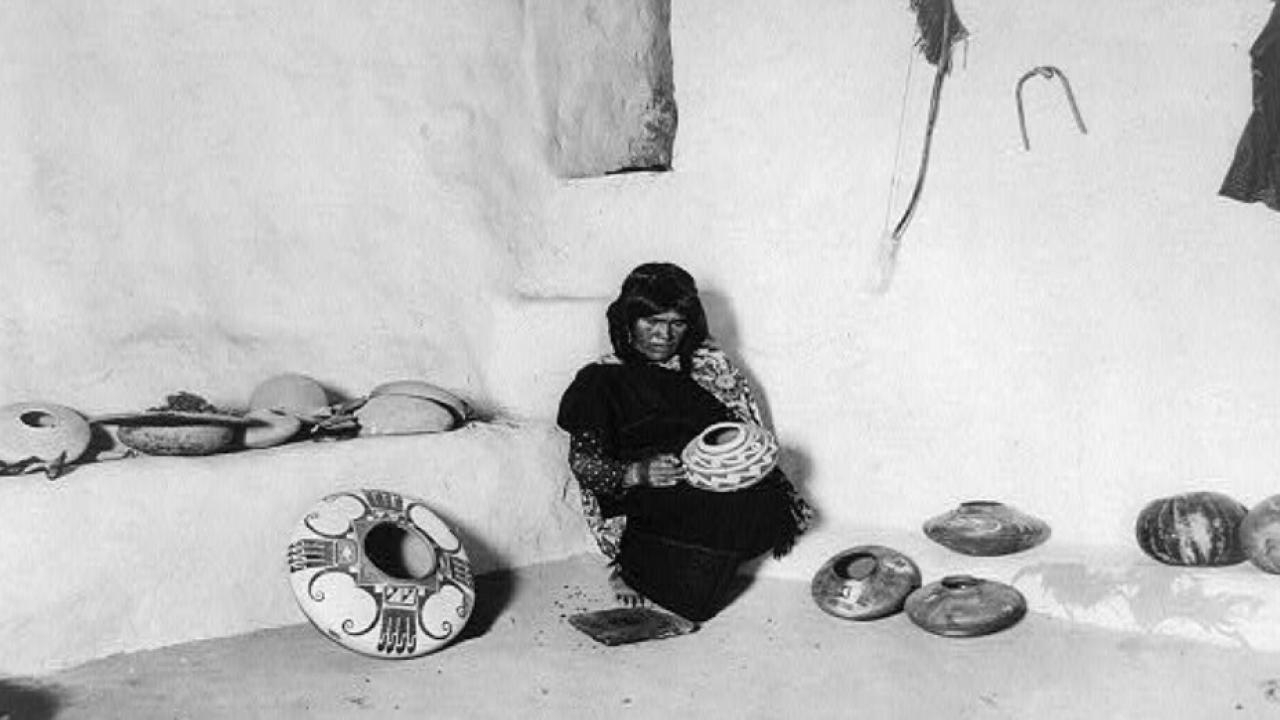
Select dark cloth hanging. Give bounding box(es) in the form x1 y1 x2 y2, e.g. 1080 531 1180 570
1220 4 1280 210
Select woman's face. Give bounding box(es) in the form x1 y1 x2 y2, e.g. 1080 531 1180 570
631 310 689 363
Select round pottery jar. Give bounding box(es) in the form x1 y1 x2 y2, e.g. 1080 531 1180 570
681 421 779 493
905 575 1027 638
1242 495 1280 574
0 402 92 467
923 501 1051 556
1135 491 1248 567
811 545 922 621
115 414 241 456
288 488 475 658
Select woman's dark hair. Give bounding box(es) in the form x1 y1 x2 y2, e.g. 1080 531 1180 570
606 262 709 370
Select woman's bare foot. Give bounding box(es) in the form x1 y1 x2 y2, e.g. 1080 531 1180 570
608 567 647 608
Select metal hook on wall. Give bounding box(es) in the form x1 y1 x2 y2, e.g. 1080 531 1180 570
1015 66 1088 151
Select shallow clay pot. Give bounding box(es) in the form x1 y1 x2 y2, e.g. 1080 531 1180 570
0 402 92 467
1239 495 1280 574
923 501 1051 556
905 575 1027 638
369 380 468 425
114 415 238 453
680 421 779 493
355 395 457 436
288 488 475 658
811 545 922 621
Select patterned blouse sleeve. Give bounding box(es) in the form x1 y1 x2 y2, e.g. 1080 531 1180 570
567 430 633 509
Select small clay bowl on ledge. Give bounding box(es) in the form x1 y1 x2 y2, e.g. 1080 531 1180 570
97 411 250 456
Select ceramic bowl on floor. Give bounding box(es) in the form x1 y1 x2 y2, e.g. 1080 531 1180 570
905 575 1027 638
811 545 922 621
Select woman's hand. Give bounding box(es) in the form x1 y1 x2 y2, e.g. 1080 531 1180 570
626 454 687 488
645 454 686 487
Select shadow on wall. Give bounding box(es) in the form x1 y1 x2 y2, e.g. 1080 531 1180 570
0 678 64 720
701 286 818 518
432 509 506 579
700 288 766 424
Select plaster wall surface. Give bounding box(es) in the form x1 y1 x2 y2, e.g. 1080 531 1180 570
505 0 1280 556
0 0 544 415
0 0 586 676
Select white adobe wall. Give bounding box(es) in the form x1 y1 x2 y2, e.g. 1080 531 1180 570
0 0 545 414
0 0 593 676
503 0 1280 557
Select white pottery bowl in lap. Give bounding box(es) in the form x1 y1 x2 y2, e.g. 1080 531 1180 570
680 422 779 493
288 488 475 658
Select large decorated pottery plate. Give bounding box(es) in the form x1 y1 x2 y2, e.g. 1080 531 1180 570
288 488 475 658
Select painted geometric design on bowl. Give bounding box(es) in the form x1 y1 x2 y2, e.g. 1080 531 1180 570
288 488 475 658
681 422 779 493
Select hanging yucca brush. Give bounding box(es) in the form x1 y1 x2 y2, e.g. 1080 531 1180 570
909 0 968 68
869 0 968 293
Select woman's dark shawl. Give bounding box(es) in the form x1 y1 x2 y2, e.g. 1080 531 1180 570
557 362 736 464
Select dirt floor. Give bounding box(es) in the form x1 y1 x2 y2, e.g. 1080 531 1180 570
6 555 1280 719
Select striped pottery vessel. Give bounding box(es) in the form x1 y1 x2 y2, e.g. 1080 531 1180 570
1134 491 1248 567
681 421 779 493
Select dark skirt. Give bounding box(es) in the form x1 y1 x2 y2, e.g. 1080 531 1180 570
615 471 798 621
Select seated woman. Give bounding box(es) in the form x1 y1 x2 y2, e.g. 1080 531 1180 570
557 262 813 621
